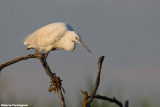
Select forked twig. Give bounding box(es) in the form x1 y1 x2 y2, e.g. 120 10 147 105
86 56 104 105
81 56 128 107
0 54 66 107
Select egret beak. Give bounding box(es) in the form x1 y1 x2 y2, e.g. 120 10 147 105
76 37 91 53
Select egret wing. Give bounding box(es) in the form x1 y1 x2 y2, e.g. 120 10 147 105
25 23 68 47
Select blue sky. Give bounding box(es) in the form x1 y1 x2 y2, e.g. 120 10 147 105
0 0 160 106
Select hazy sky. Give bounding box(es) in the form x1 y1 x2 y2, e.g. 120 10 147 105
0 0 160 107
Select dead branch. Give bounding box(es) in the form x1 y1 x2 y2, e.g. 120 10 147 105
0 54 39 71
39 54 66 107
87 56 104 105
81 56 128 107
0 54 66 107
90 95 123 107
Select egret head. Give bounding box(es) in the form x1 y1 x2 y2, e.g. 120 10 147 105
69 31 91 53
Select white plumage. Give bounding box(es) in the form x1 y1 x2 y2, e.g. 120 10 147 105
24 22 91 54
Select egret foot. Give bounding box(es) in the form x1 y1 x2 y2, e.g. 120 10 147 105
49 81 65 93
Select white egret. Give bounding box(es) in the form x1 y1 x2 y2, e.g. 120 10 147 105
24 22 91 58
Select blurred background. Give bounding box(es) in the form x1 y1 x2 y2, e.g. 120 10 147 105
0 0 160 107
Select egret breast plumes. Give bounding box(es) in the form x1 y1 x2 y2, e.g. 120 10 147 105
24 22 91 54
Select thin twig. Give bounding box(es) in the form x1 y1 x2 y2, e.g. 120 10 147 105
0 54 39 71
89 95 123 107
58 89 66 107
81 90 89 107
86 56 104 105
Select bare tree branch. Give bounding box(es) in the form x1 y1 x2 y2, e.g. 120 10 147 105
81 56 128 107
89 95 123 107
39 54 66 107
0 54 66 107
58 89 66 107
86 56 104 105
0 54 39 71
81 90 89 107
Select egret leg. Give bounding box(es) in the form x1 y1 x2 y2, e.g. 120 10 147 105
42 51 50 63
34 49 42 60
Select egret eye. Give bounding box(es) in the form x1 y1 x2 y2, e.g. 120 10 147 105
75 36 91 53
